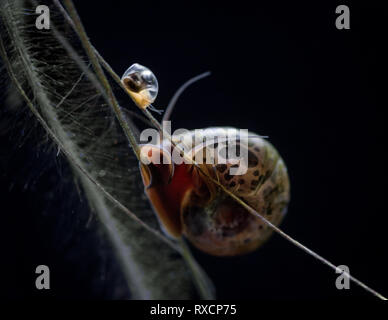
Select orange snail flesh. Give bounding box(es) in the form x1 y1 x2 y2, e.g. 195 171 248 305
140 128 290 256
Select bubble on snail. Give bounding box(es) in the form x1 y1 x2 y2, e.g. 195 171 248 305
121 63 159 109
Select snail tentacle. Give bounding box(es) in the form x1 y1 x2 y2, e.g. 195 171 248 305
163 71 211 122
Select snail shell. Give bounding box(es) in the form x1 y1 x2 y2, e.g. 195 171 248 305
140 127 290 256
121 63 158 109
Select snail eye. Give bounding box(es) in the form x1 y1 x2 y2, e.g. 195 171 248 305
121 63 159 108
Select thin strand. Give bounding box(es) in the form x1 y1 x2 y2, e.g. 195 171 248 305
56 65 87 109
148 104 163 115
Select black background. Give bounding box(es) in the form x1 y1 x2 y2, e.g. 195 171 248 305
0 1 387 299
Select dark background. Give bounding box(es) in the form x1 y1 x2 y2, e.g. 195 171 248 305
0 1 386 299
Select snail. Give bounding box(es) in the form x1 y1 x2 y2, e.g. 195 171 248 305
121 63 158 109
122 64 290 256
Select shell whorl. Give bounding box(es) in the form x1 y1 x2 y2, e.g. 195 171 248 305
175 127 290 256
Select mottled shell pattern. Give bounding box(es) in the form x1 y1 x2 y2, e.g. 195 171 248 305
140 127 290 256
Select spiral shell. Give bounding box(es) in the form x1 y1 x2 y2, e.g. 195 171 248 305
140 127 290 256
